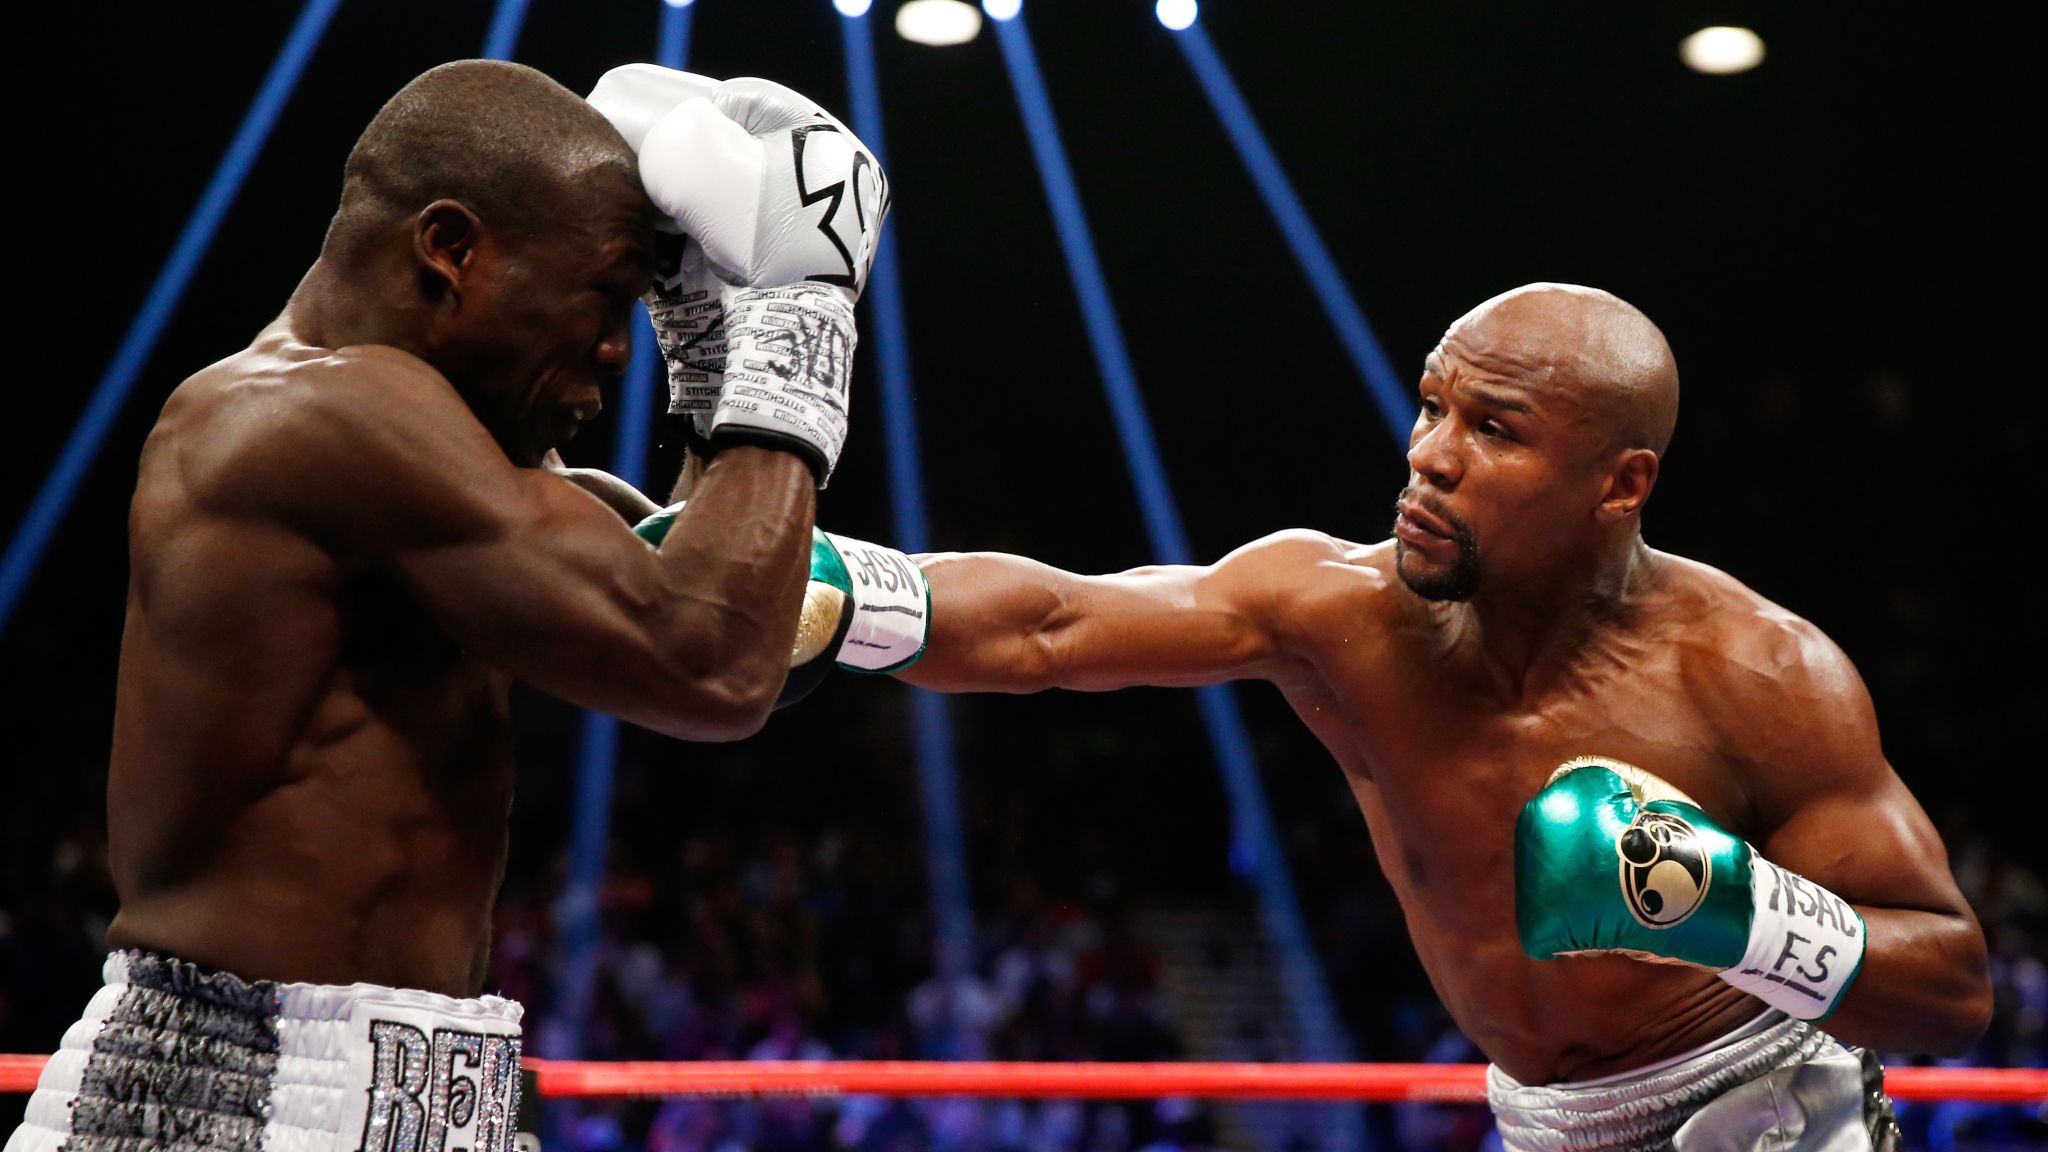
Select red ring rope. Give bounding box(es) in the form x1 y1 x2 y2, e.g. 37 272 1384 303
2 1055 2041 1103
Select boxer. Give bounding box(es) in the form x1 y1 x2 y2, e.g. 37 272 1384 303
771 284 1989 1150
6 58 885 1152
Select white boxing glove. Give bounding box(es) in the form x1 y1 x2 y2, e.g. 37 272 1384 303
587 66 729 421
588 65 891 486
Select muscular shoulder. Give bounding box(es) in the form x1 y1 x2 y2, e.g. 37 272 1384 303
1657 554 1880 801
167 335 509 551
1212 529 1403 645
183 342 460 475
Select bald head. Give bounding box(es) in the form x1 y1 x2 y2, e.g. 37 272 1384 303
1442 283 1679 456
325 59 642 255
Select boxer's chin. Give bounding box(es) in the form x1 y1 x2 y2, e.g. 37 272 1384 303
1395 540 1480 602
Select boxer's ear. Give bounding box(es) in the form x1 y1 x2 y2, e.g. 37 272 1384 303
1595 448 1658 522
414 199 484 302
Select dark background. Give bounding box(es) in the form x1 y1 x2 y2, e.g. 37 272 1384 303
2 0 2041 1146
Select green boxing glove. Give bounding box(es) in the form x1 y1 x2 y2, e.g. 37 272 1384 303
633 506 929 708
1516 756 1866 1020
630 502 684 547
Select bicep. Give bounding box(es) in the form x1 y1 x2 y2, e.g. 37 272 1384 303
1757 763 1968 916
1740 648 1969 918
392 471 692 709
219 362 738 732
357 432 757 731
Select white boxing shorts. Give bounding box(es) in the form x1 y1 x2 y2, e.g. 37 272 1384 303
4 951 529 1152
1486 1011 1902 1152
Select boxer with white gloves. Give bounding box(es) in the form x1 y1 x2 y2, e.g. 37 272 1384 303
587 64 890 486
6 60 828 1152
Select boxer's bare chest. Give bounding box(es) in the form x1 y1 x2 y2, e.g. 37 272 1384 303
1246 552 1797 1077
111 513 515 990
1278 611 1752 934
324 568 517 824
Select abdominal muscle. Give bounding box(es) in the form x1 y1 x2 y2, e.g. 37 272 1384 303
1345 765 1767 1085
1404 901 1767 1084
105 622 517 999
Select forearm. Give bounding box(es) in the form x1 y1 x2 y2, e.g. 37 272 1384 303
539 450 663 523
897 552 1070 693
650 446 817 726
557 466 663 523
1813 905 1990 1056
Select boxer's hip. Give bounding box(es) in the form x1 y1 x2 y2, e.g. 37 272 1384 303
1486 1010 1901 1152
5 950 526 1152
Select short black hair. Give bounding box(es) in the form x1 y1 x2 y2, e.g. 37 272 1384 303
325 59 637 253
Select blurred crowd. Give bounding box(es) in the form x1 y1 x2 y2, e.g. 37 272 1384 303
4 761 2044 1151
489 820 1192 1152
5 355 2046 1152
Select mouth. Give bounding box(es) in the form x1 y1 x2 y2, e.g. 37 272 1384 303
1395 499 1456 542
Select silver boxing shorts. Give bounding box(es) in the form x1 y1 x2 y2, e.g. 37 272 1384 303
1486 1011 1902 1152
5 951 528 1152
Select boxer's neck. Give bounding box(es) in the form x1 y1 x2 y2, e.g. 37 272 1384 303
1450 534 1660 703
285 254 435 360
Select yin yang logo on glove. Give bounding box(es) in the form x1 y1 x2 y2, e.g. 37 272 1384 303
1615 809 1712 928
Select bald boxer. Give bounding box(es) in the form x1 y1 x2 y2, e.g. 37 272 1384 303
788 284 1989 1150
6 59 885 1152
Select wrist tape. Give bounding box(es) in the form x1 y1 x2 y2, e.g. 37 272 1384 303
711 284 857 484
1718 855 1867 1020
818 530 927 672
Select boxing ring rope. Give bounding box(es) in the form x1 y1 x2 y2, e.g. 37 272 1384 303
3 1056 2039 1103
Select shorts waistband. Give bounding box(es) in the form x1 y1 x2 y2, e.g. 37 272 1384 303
1486 1012 1836 1152
102 950 524 1026
8 950 524 1152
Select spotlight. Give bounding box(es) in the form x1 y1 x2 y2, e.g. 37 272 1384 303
834 0 873 17
897 0 981 45
982 0 1021 21
1680 26 1765 75
1155 0 1197 31
662 0 693 9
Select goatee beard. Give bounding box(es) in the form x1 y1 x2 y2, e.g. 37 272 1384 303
1392 491 1480 601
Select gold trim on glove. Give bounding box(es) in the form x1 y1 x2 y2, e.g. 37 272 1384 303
1547 755 1703 808
791 583 847 667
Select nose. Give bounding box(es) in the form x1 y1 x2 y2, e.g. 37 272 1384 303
1406 411 1463 489
595 320 633 376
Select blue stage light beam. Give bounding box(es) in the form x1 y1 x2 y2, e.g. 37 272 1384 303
552 308 661 1054
1169 19 1409 449
988 11 1360 1081
482 0 532 60
0 0 346 639
553 0 690 1058
839 6 977 963
659 0 694 68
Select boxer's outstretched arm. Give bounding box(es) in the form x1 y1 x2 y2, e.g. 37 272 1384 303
543 451 664 523
899 531 1340 694
219 350 813 741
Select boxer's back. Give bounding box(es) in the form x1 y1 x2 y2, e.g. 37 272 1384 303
1279 540 1824 1083
104 328 513 997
